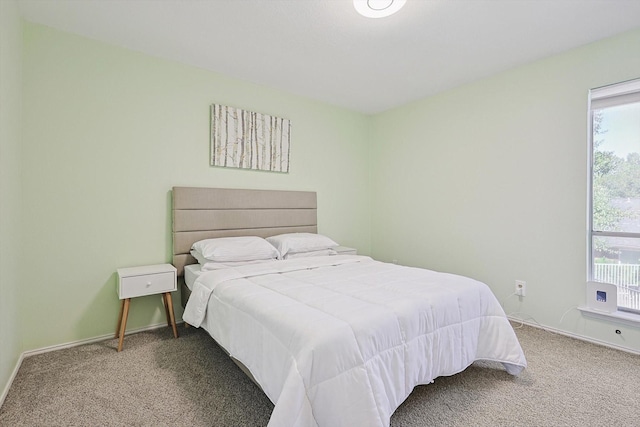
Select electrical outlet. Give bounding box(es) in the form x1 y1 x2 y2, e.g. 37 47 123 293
515 280 526 297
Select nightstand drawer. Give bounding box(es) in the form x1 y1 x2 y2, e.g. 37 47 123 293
118 271 176 299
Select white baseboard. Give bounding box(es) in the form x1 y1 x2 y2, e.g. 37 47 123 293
0 321 182 408
22 322 179 357
0 352 24 410
508 315 640 356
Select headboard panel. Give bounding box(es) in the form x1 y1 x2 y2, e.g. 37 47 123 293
172 187 318 276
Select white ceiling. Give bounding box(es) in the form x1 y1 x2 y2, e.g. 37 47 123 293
17 0 640 114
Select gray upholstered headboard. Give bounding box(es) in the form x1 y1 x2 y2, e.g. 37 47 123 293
172 187 318 276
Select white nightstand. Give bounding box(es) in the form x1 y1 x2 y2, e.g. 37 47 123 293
334 246 357 255
115 263 178 352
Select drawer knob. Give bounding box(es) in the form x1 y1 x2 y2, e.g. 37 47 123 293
146 282 152 287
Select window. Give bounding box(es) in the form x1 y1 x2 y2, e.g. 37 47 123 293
589 78 640 313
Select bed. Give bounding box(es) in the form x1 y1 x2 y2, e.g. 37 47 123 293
172 186 527 427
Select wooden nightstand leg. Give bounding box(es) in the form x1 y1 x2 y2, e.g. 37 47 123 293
115 299 125 339
162 293 171 327
117 298 131 352
164 292 178 338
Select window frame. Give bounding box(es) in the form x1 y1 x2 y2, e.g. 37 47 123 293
587 78 640 313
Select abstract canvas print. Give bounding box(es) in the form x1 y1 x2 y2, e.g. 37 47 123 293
210 104 291 173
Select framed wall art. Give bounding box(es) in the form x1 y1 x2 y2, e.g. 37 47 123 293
210 104 291 173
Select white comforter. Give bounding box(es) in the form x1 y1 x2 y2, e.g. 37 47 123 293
183 255 526 427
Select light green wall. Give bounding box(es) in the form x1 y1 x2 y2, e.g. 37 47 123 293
0 0 23 400
21 23 371 350
370 28 640 351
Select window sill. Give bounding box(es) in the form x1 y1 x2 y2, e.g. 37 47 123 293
578 306 640 327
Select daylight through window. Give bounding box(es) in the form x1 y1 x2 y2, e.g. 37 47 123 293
589 78 640 313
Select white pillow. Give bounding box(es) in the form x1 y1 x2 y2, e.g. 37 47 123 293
190 249 211 266
191 236 280 263
283 248 338 259
266 233 339 259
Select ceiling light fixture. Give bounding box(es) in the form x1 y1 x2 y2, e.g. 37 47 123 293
353 0 407 18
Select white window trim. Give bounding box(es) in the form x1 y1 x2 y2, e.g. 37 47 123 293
578 306 640 328
591 78 640 100
586 78 640 320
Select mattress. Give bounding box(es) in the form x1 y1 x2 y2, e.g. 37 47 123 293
183 255 527 427
184 263 203 291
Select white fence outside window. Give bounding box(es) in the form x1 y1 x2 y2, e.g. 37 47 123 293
593 263 640 311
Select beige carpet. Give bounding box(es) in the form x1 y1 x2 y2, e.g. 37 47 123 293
1 323 638 426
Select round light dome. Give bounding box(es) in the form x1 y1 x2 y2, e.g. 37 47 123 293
353 0 407 18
